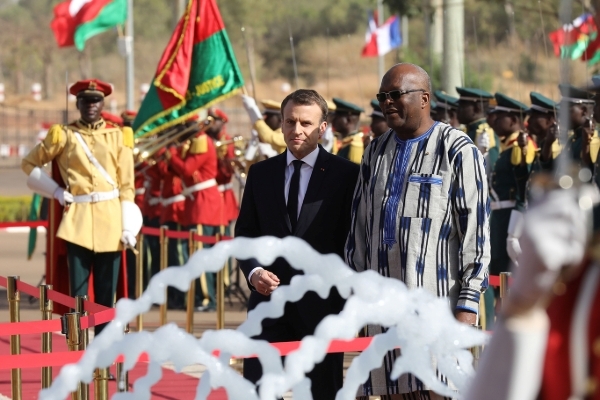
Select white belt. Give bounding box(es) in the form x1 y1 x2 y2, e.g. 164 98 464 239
218 183 233 192
135 187 146 195
182 179 217 197
491 200 516 210
72 189 119 204
161 194 186 206
148 196 162 206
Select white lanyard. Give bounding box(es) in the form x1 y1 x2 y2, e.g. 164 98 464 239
73 131 117 189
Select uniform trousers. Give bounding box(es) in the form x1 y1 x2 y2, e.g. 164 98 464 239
165 221 189 309
243 302 343 400
143 217 161 289
66 241 120 335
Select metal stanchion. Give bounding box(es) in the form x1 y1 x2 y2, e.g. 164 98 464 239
159 225 168 326
40 284 53 389
186 229 197 334
136 232 144 331
470 325 483 369
216 231 225 330
8 276 22 400
116 324 130 392
62 312 82 400
75 296 89 400
500 272 511 300
93 368 109 400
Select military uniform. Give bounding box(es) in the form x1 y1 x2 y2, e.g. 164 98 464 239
211 109 239 224
332 97 364 164
21 79 141 333
433 90 460 128
142 159 164 288
488 94 534 276
169 131 223 310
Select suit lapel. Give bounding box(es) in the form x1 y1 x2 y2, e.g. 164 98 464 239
275 152 292 232
295 147 329 237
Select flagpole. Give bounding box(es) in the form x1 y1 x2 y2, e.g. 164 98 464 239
377 0 384 82
125 0 135 111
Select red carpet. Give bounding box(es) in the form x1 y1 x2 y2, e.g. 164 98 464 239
0 333 228 399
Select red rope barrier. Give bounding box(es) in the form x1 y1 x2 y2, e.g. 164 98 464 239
193 233 218 245
141 226 161 237
0 221 48 229
164 229 190 240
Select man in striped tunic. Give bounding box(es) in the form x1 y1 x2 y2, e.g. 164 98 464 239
346 63 491 399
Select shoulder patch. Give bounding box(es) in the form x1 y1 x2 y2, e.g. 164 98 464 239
189 135 208 154
122 126 134 149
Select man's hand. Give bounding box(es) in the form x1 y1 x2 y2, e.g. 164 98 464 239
53 187 73 206
455 311 477 325
476 130 490 153
121 230 137 248
241 94 263 125
251 269 280 296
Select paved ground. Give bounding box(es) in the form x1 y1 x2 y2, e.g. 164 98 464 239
0 168 29 197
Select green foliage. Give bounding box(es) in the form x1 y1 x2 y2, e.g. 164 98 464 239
0 196 32 222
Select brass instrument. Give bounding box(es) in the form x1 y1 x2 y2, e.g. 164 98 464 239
134 117 214 170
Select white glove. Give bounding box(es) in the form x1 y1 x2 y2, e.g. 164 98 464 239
504 188 589 316
476 130 490 153
121 230 137 248
321 126 335 153
506 209 524 267
53 187 73 206
241 94 263 125
27 167 60 198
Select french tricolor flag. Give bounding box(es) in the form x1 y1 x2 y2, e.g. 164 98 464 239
361 12 402 57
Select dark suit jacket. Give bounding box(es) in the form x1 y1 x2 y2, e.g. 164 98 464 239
235 145 360 332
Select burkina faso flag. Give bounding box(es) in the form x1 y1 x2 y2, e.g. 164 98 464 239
133 0 244 137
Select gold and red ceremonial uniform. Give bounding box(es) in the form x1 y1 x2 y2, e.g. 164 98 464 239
144 159 164 222
215 130 239 223
157 157 186 225
540 261 600 400
169 133 223 226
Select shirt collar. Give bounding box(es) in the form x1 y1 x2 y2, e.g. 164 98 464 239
286 146 319 168
77 118 105 130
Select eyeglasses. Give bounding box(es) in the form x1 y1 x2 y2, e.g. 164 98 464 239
376 89 425 102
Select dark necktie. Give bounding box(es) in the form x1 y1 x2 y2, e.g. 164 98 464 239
287 160 304 232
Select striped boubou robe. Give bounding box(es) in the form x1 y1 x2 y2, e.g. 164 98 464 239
346 122 491 396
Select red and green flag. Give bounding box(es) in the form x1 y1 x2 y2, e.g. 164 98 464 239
50 0 127 51
548 13 597 60
133 0 244 138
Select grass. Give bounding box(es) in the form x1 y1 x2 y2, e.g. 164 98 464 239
0 195 33 222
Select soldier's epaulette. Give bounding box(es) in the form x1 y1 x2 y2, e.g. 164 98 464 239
189 135 208 154
121 126 134 149
350 132 364 147
510 140 536 165
46 124 65 144
590 135 600 163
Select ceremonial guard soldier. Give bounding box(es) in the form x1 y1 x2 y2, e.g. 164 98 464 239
206 108 239 225
167 124 223 311
457 87 501 174
21 79 141 334
433 90 461 128
368 99 389 139
489 94 535 276
332 97 364 164
241 95 286 155
141 159 163 287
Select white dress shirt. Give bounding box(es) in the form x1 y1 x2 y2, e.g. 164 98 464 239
249 146 320 285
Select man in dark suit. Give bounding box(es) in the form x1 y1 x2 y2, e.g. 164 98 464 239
235 89 360 400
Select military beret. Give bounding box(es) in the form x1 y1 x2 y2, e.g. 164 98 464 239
433 90 459 110
370 99 384 118
70 79 112 98
333 97 364 115
559 84 595 104
529 92 558 114
456 87 494 102
493 93 529 114
261 99 281 115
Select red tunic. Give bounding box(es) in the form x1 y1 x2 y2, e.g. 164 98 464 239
541 261 600 400
143 161 163 221
215 131 239 223
133 169 146 214
155 157 186 225
169 133 223 226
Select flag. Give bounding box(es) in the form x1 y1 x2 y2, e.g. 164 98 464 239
548 13 597 60
582 32 600 65
50 0 127 51
133 0 244 138
361 13 402 57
